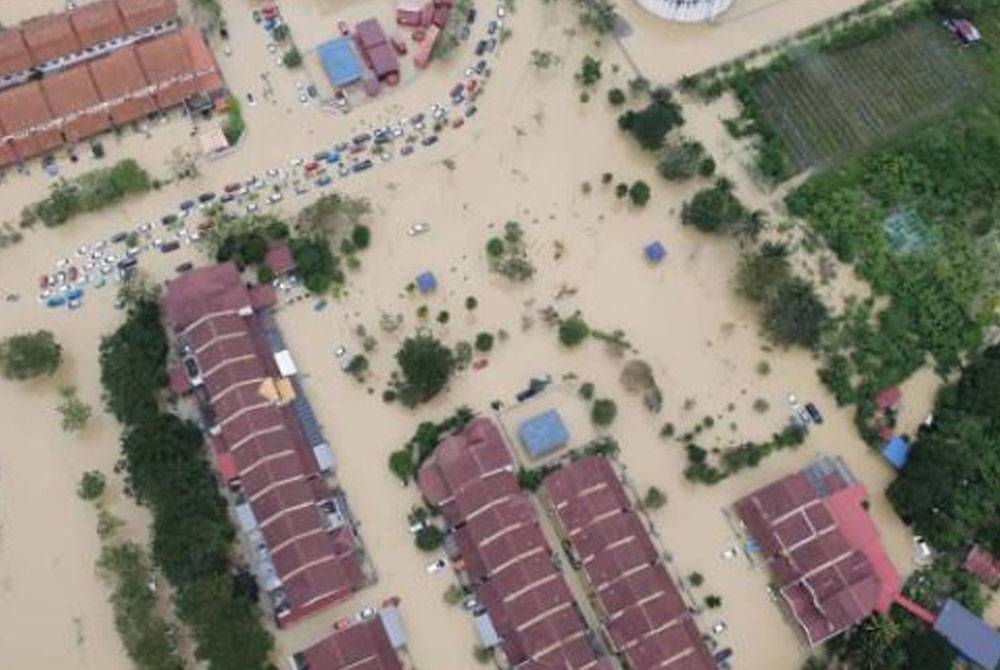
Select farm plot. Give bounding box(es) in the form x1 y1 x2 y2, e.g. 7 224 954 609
751 21 982 172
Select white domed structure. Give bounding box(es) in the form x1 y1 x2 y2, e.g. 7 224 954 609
634 0 734 22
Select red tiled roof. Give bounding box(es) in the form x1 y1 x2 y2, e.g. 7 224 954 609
734 461 902 646
70 0 127 49
965 545 1000 587
117 0 178 33
355 18 387 49
296 613 403 670
0 29 33 78
163 263 363 625
41 65 110 142
542 457 715 670
874 386 902 410
134 30 195 109
265 242 296 275
0 80 62 160
367 43 399 79
87 46 156 124
21 14 81 65
417 419 603 669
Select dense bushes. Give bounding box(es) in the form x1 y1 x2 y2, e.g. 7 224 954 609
99 300 273 669
617 88 685 151
28 159 150 226
392 334 456 407
681 178 748 233
657 137 714 181
0 330 62 380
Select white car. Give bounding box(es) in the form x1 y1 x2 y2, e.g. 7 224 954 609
712 621 727 635
334 345 347 358
358 606 376 621
408 222 431 236
76 244 89 257
497 5 506 17
247 202 259 213
289 157 304 167
426 559 447 574
267 193 283 204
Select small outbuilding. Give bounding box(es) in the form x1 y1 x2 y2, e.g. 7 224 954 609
881 435 910 470
933 599 1000 670
517 409 570 459
874 386 902 411
416 271 437 294
964 545 1000 588
644 240 667 264
265 242 296 276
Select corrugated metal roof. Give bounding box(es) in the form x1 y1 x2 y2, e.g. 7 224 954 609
934 599 1000 670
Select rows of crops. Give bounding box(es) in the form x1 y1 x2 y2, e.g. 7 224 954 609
751 21 981 171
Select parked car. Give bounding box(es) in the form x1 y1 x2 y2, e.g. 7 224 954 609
179 199 195 210
352 159 373 172
316 175 332 187
110 232 128 244
426 559 447 573
197 192 215 203
400 144 415 156
176 262 193 273
421 135 439 146
160 241 181 253
408 222 430 236
804 402 823 424
475 39 488 56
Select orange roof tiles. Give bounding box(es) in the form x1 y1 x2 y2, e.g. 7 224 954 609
70 0 127 49
0 81 61 160
118 0 178 33
0 30 33 78
87 47 157 124
41 66 110 142
21 14 81 65
179 25 224 94
135 30 196 108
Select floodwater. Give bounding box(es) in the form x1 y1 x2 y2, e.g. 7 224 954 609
0 0 942 668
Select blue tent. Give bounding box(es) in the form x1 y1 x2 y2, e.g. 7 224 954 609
416 271 437 294
518 409 569 459
934 599 1000 670
318 37 363 87
881 436 910 470
645 241 667 263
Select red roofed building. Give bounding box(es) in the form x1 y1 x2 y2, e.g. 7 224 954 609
542 457 715 670
265 242 296 276
21 14 81 66
135 30 197 108
70 0 127 49
88 47 157 124
417 419 609 669
0 30 33 79
41 66 111 142
163 263 367 626
291 601 408 670
117 0 179 34
964 545 1000 588
0 80 61 161
874 386 902 411
734 457 902 646
353 18 399 82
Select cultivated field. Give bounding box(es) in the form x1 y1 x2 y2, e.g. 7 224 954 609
750 20 981 171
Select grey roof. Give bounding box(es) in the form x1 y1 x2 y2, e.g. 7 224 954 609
474 612 501 648
934 599 1000 670
378 605 408 650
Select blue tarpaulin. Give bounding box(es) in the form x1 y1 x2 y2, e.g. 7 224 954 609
416 271 437 294
645 241 667 263
318 37 363 87
881 436 910 470
518 409 569 458
934 599 1000 670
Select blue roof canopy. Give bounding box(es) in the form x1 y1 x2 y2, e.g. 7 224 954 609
518 409 569 458
934 599 1000 670
881 436 910 470
416 271 437 294
645 241 667 263
318 37 363 87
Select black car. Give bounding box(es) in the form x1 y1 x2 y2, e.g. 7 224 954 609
306 84 318 98
401 145 415 156
220 193 234 203
805 402 824 425
161 213 178 225
352 159 373 172
714 649 733 664
352 132 372 144
197 192 216 203
475 39 488 56
475 59 487 73
467 7 477 23
410 112 425 125
110 231 128 244
160 241 181 253
421 135 438 146
117 257 138 270
176 262 193 273
465 105 478 118
179 200 195 210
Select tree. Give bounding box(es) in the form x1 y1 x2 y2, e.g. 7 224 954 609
736 242 791 303
394 334 455 406
591 398 618 426
618 94 684 151
607 88 626 106
415 525 444 551
351 224 371 250
222 96 245 145
298 193 371 239
642 486 667 510
77 470 107 501
475 332 495 352
559 316 590 347
578 55 601 86
762 278 828 349
629 180 651 206
681 178 748 233
577 0 617 33
290 236 341 293
388 449 415 485
282 47 302 68
58 385 92 432
346 354 369 379
0 330 62 380
465 296 478 311
271 23 290 41
579 382 595 400
688 572 705 587
657 137 710 181
486 237 504 257
704 594 722 608
903 631 955 670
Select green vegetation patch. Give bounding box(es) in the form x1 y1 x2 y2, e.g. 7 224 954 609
744 20 982 173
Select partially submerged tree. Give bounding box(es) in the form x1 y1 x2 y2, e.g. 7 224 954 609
394 334 456 407
58 385 92 432
0 330 62 380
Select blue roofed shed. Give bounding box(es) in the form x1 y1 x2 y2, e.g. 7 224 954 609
416 271 437 294
881 435 910 470
318 37 363 87
934 599 1000 670
645 241 667 263
518 409 569 459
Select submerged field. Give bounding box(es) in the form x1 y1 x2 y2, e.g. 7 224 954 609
749 20 982 172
